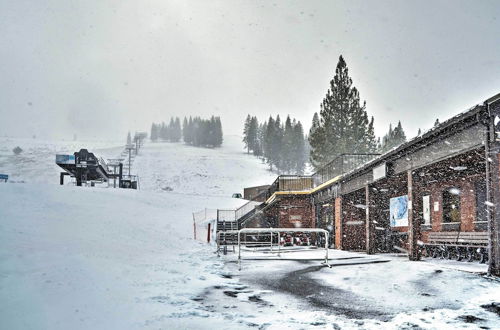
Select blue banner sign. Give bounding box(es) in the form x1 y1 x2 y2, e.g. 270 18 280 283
390 195 409 227
0 174 8 181
56 154 75 164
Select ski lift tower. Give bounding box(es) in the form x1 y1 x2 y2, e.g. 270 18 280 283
106 158 124 188
133 131 147 155
125 144 135 176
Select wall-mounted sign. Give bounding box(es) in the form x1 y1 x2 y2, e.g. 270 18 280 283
422 195 431 225
390 195 409 227
373 163 386 181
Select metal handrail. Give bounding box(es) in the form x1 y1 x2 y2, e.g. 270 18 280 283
235 200 260 220
217 228 330 269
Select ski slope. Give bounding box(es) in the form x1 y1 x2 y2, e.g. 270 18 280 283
0 135 277 329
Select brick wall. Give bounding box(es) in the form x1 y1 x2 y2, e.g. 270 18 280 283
418 176 484 243
264 195 315 228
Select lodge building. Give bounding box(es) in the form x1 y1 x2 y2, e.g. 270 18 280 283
221 92 500 276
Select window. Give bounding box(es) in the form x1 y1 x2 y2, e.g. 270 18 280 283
443 187 461 223
475 180 487 222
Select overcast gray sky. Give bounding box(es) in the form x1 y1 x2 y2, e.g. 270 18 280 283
0 0 499 141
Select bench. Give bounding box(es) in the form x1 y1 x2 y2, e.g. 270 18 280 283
424 231 489 263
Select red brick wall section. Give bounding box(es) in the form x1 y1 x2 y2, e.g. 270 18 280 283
264 195 315 228
416 176 484 244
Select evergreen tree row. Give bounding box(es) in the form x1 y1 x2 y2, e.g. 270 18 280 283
183 116 223 147
243 114 307 174
150 116 223 147
378 121 407 153
150 117 182 142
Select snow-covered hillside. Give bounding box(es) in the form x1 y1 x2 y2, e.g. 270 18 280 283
133 136 275 195
0 135 278 329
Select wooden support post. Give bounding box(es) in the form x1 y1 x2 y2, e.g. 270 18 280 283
193 213 197 240
407 170 420 261
365 185 375 254
207 223 211 243
335 197 343 249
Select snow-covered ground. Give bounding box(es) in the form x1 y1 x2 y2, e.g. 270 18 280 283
1 136 499 329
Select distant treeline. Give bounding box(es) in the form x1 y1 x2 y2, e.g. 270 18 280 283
150 118 182 142
242 114 308 174
150 116 223 147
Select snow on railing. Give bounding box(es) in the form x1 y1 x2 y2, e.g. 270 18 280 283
235 200 260 220
217 209 236 222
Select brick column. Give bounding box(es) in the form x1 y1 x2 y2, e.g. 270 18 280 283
486 97 500 277
487 149 500 276
335 197 343 249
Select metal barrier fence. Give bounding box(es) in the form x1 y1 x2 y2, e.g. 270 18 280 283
267 175 315 199
216 228 330 269
193 208 217 243
312 153 380 186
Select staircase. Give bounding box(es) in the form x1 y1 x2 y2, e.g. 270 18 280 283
216 200 261 248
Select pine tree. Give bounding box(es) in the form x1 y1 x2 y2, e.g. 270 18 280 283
150 123 158 142
273 115 284 172
281 116 294 172
214 116 223 147
264 116 276 171
126 131 132 145
292 121 306 174
160 122 167 141
392 121 406 146
257 122 267 159
167 117 175 141
242 114 251 153
308 112 326 169
379 121 407 153
172 117 181 142
309 55 375 170
365 116 377 152
248 116 259 153
187 117 194 144
182 117 189 143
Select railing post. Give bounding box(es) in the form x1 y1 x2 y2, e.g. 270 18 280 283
216 232 220 257
238 229 242 270
207 223 211 244
193 213 197 240
325 230 329 266
277 231 281 257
